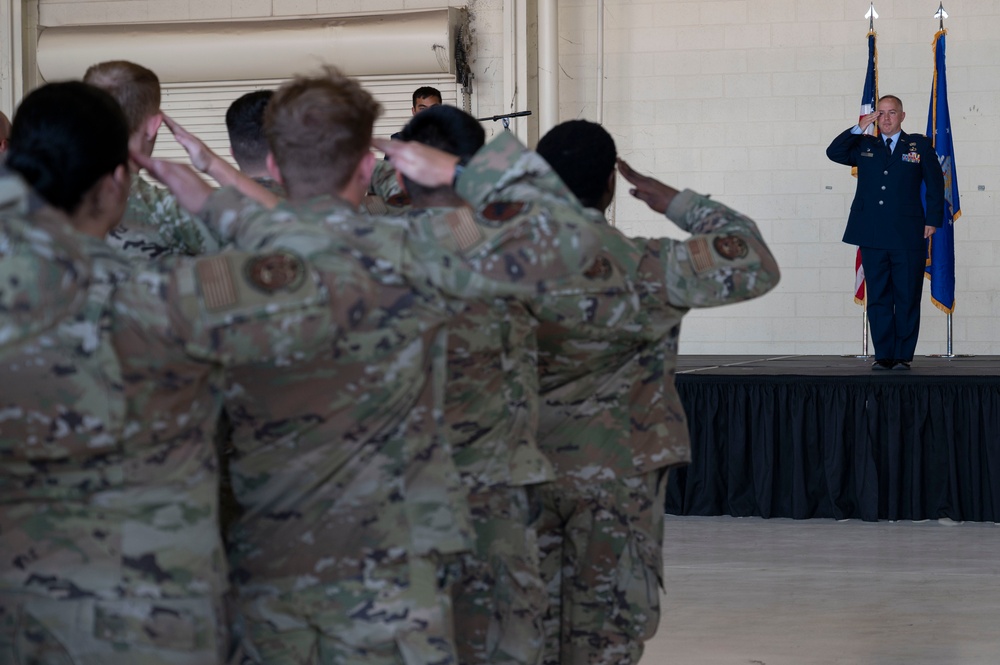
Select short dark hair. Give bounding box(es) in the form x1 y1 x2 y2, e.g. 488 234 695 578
266 66 382 198
536 120 617 210
83 60 160 135
6 81 129 214
398 105 484 200
412 86 442 108
226 90 273 171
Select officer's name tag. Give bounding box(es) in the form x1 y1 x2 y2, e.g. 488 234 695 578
860 151 874 157
902 152 921 163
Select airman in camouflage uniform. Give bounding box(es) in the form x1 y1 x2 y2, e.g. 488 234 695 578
139 69 632 665
0 83 372 664
374 106 669 665
83 60 221 262
370 110 549 665
532 120 781 665
226 90 287 200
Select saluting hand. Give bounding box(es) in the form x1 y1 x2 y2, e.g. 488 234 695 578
859 110 880 132
162 114 215 173
618 159 679 214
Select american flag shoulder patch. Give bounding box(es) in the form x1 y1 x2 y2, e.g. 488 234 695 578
364 194 388 216
196 256 239 311
688 237 716 274
446 208 484 251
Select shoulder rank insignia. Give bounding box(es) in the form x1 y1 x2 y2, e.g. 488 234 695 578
480 201 525 225
245 251 306 293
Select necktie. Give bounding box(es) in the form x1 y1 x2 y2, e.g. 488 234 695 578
885 137 893 156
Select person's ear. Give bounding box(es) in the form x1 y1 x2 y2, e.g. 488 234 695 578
344 152 376 205
357 151 376 189
265 151 283 184
145 112 164 141
113 163 130 197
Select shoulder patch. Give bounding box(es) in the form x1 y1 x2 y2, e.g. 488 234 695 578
688 237 716 273
583 256 614 281
480 201 525 225
713 235 749 261
363 194 388 216
386 192 412 208
244 251 306 294
197 256 239 311
446 208 485 251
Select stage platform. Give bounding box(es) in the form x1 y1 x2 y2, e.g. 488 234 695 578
665 355 1000 523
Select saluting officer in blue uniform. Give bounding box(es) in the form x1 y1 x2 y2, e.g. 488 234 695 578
827 94 945 370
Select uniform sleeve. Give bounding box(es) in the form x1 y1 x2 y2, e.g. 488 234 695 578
131 177 222 255
454 132 578 208
368 160 412 214
198 187 277 247
646 189 781 308
826 128 864 167
402 133 606 301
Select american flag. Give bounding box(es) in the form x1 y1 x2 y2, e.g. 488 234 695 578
924 29 960 314
853 30 879 304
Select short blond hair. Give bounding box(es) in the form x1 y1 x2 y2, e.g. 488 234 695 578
83 60 160 135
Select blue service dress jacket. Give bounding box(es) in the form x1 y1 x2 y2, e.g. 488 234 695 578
826 128 945 251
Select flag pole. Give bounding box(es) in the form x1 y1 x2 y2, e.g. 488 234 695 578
926 3 971 359
854 3 878 359
861 304 869 357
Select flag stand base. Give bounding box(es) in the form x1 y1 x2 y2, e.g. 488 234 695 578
927 354 975 358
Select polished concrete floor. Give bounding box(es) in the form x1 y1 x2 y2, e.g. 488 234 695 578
645 516 1000 664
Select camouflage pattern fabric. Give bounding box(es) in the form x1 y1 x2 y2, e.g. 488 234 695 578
198 201 470 665
106 173 221 262
0 167 44 218
238 555 462 665
200 131 627 664
533 471 666 665
0 179 341 663
452 487 547 665
0 594 227 665
532 190 780 665
536 190 781 481
366 159 410 215
370 147 652 664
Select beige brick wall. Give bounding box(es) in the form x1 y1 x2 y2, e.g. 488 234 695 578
31 0 1000 355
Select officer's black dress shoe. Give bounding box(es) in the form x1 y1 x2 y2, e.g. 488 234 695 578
892 360 911 370
872 359 894 370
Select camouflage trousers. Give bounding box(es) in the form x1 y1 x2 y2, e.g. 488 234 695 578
530 470 667 665
0 593 228 664
452 486 547 665
236 555 461 665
